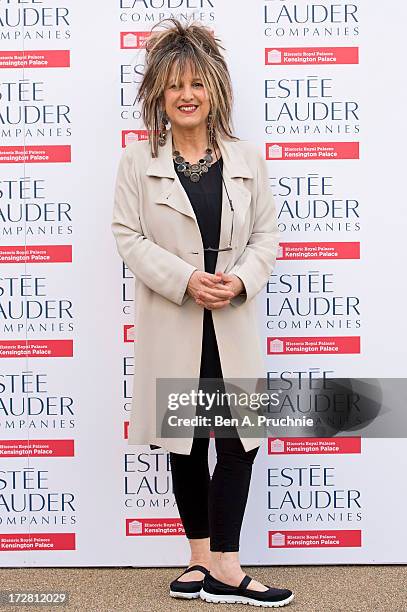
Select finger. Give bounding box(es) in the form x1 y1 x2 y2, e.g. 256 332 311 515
196 295 230 308
218 272 233 281
206 271 223 280
196 296 225 305
198 287 234 299
197 289 234 303
206 299 231 310
201 276 223 287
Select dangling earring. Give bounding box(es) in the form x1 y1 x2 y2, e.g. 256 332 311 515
158 109 168 146
207 110 216 147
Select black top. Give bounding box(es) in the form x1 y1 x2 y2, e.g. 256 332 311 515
149 157 224 451
175 156 224 376
176 157 224 274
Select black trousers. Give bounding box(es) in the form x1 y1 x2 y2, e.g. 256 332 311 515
169 433 259 552
169 309 260 553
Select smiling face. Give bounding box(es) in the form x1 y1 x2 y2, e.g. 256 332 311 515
162 60 211 133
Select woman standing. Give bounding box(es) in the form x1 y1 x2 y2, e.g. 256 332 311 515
112 17 293 608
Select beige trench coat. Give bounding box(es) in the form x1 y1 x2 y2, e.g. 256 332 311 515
111 126 280 455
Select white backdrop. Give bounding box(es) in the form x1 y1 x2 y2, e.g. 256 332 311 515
0 1 406 566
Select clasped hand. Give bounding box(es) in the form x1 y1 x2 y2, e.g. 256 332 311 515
187 270 244 310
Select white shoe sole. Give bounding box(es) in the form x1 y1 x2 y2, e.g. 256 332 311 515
170 590 201 599
200 588 294 607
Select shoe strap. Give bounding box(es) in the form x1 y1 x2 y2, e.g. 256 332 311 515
183 564 209 576
239 574 252 590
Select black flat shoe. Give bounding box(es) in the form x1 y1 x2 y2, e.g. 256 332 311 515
169 564 210 600
200 573 294 607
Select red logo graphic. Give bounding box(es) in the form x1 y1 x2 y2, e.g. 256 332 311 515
126 518 185 536
266 142 359 161
267 336 360 355
0 440 75 457
121 130 149 148
120 31 151 49
0 340 73 358
0 245 72 264
0 146 71 164
265 47 358 66
0 533 76 551
0 50 70 69
268 530 361 548
124 325 135 343
268 437 361 454
277 242 360 260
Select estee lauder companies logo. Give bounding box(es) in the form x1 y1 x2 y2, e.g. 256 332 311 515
124 451 176 509
0 175 73 238
264 75 359 136
263 2 359 38
0 4 70 39
265 270 361 332
0 273 74 334
0 467 76 525
0 78 71 140
266 463 362 526
272 172 361 234
118 0 215 24
0 370 76 432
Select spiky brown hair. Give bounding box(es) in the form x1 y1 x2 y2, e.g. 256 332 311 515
136 17 238 157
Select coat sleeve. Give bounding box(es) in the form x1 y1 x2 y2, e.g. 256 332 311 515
228 149 280 307
111 145 197 306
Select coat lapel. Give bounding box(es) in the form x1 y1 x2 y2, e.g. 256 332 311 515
216 134 253 272
146 126 254 272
